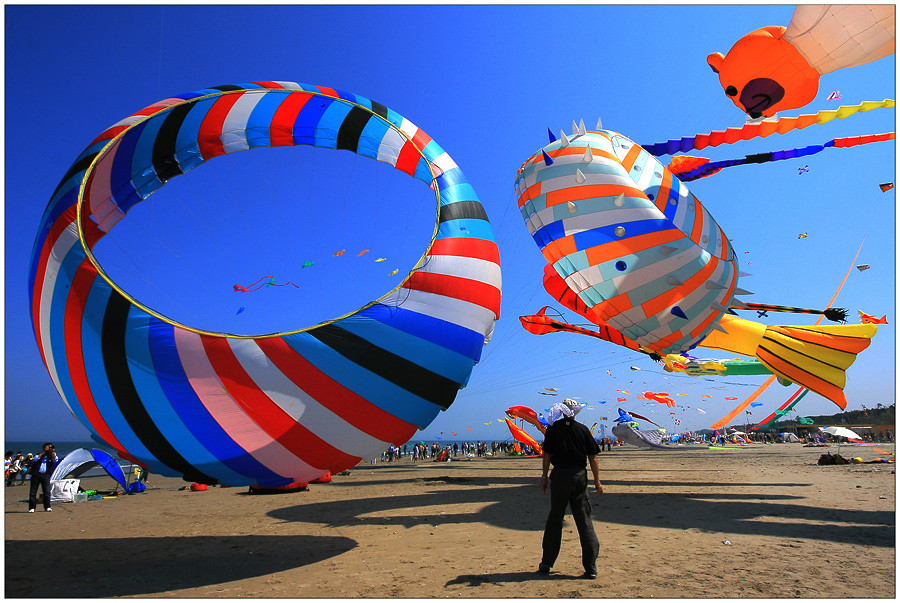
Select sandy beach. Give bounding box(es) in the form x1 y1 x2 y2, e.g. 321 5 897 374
5 443 895 599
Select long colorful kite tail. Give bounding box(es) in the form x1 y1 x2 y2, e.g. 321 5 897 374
643 99 895 156
670 132 895 181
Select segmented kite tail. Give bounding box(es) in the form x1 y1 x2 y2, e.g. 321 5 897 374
753 323 877 410
738 302 849 323
642 99 895 156
673 133 895 182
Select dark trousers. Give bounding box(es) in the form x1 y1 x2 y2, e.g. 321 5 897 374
28 473 52 510
541 466 599 573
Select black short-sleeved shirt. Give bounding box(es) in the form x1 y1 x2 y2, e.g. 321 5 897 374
542 418 600 468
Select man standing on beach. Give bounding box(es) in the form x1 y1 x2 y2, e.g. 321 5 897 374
538 399 602 579
27 443 57 513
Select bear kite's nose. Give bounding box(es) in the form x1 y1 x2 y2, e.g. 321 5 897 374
739 78 784 117
725 85 738 97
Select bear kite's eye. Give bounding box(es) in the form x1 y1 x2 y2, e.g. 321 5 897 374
725 85 738 97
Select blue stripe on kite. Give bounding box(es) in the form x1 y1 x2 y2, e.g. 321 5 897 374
46 248 97 433
146 318 290 486
245 91 286 149
292 96 332 146
382 107 405 131
572 219 675 250
357 118 391 161
421 139 446 163
436 166 469 191
280 331 443 429
175 97 217 172
334 314 476 384
439 182 479 206
125 311 256 486
356 304 485 360
130 112 166 202
437 218 495 243
330 87 359 104
532 220 566 249
80 279 171 475
314 99 354 149
109 123 146 215
412 157 435 183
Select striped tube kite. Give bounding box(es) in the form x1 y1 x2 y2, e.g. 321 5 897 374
707 5 894 117
515 125 876 409
29 82 501 487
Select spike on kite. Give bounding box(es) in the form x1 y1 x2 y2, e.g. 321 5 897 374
542 151 554 166
671 306 688 319
547 127 557 143
595 117 603 130
559 130 570 147
575 168 586 184
578 119 586 135
567 201 578 213
582 146 593 162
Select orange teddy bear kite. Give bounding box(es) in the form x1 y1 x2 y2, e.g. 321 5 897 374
707 5 894 118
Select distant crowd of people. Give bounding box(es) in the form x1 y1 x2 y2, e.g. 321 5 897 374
375 436 622 464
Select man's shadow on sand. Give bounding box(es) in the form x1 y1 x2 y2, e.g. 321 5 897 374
268 478 894 548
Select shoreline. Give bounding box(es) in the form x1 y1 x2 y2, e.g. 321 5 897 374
5 444 895 598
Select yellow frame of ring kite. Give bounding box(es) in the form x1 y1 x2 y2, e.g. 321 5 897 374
76 87 442 339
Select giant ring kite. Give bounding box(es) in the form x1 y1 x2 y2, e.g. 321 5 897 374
29 81 502 486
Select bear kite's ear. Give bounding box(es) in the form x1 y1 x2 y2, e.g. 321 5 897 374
706 52 725 74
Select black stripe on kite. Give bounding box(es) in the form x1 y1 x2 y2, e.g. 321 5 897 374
370 100 389 120
210 84 245 92
101 292 218 484
336 106 374 153
439 200 489 223
308 323 460 409
152 101 197 182
50 153 99 201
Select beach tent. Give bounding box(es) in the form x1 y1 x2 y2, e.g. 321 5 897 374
779 432 801 443
51 448 128 491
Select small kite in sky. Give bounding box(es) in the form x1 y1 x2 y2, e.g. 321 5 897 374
236 306 246 315
826 90 842 101
358 249 370 256
234 276 299 292
757 310 768 318
798 165 809 174
484 421 493 426
301 261 314 268
856 264 870 271
858 311 888 324
375 257 387 262
389 269 399 276
879 182 894 192
797 233 807 239
630 366 642 371
333 250 345 256
725 397 738 400
750 402 764 407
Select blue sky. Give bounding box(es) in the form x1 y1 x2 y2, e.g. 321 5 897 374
5 4 895 443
